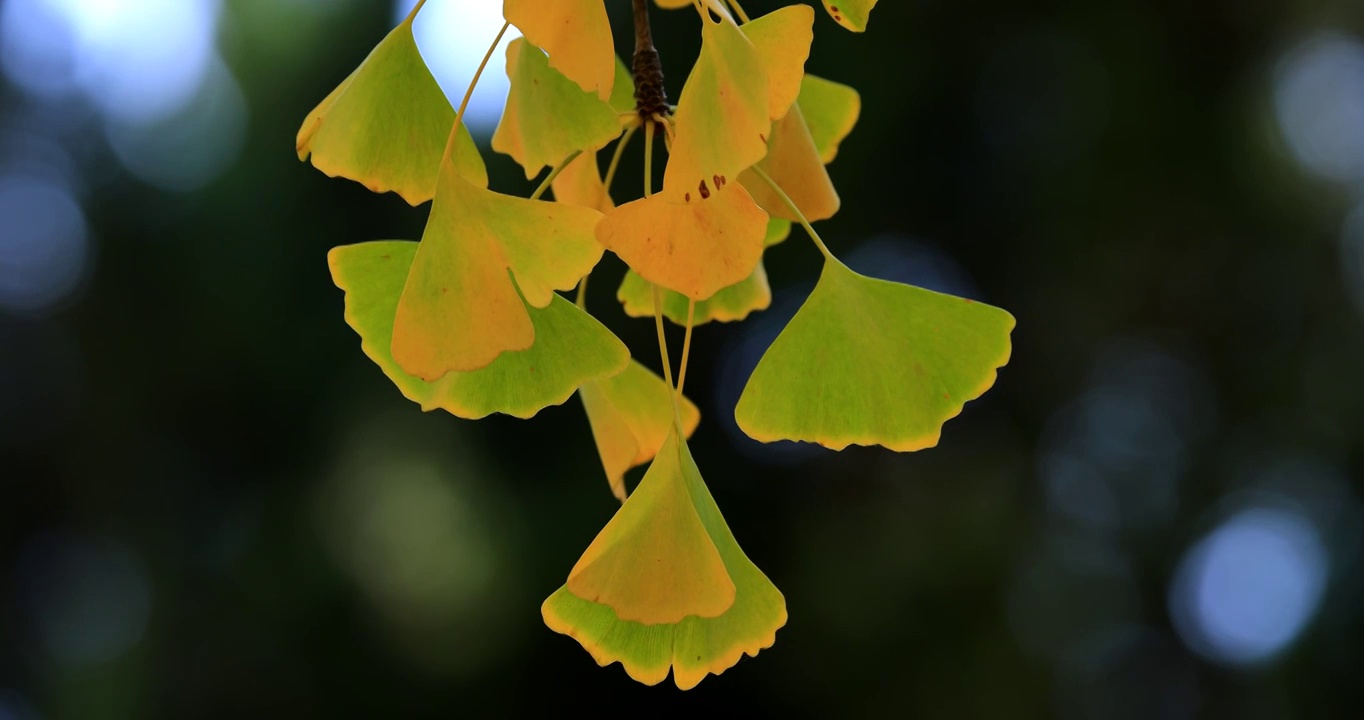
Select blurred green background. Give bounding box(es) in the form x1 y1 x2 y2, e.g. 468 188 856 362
3 0 1364 717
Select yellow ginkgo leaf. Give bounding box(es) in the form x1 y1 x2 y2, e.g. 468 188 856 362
392 155 604 380
296 0 486 205
580 361 701 501
503 0 614 100
798 74 861 163
740 104 840 222
740 5 815 120
597 182 769 301
567 430 736 624
545 428 786 690
660 12 769 203
821 0 878 32
551 151 613 213
493 38 624 179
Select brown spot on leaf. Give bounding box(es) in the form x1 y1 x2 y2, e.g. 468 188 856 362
698 179 710 199
759 133 767 143
685 192 691 202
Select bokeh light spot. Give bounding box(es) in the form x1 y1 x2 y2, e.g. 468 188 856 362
1273 32 1364 183
0 173 90 315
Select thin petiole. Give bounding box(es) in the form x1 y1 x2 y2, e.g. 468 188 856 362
603 125 638 199
529 149 583 201
676 299 696 397
576 275 589 309
652 285 685 433
644 119 656 198
726 0 751 23
750 165 837 262
441 21 510 168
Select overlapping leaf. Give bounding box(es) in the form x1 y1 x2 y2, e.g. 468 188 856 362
503 0 614 100
821 0 878 32
581 361 702 502
392 156 604 379
740 105 840 222
740 5 814 120
545 429 786 690
798 74 861 162
330 241 628 419
296 1 485 205
736 260 1015 451
493 38 624 179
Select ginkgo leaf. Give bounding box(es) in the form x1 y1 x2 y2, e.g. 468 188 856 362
503 0 614 100
740 5 814 120
740 104 840 222
493 38 623 179
551 151 613 213
392 156 604 379
616 219 789 325
821 0 877 32
735 260 1015 451
545 429 787 690
619 261 770 326
329 241 628 419
798 74 861 163
580 361 701 501
661 12 768 203
296 1 486 205
597 182 768 301
608 55 636 115
567 431 736 624
655 0 731 15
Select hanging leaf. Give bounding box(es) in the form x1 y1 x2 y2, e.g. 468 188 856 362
597 182 769 301
660 12 769 203
580 361 702 501
820 0 878 32
329 241 628 419
551 151 614 213
616 219 789 325
798 74 861 163
493 38 624 179
296 1 486 205
545 429 787 690
567 432 737 624
735 260 1015 451
503 0 614 100
740 5 815 121
739 105 840 222
608 55 637 114
392 157 604 379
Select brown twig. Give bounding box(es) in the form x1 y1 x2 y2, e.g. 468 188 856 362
631 0 668 126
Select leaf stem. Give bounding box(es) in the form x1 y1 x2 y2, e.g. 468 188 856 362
529 149 582 201
440 21 510 168
652 284 685 434
644 119 655 199
603 125 637 199
677 300 695 397
725 0 751 23
750 165 837 262
576 275 589 308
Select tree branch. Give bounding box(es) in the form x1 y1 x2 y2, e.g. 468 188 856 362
631 0 668 125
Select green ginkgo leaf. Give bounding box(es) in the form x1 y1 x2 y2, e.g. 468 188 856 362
580 361 701 501
545 428 786 690
493 38 624 179
821 0 878 32
740 5 814 121
608 55 636 115
503 0 615 100
329 241 628 419
735 260 1015 451
739 104 840 222
567 429 736 624
296 0 486 205
798 74 861 163
392 156 604 380
616 219 789 326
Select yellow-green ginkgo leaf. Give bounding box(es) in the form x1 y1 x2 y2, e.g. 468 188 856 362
392 158 604 380
567 427 735 624
544 428 787 690
597 182 768 301
330 241 628 419
296 0 486 205
493 38 624 179
608 55 636 115
580 361 701 501
740 5 814 121
798 74 861 163
503 0 614 100
740 104 840 222
660 12 768 203
618 261 771 326
821 0 877 32
736 260 1015 451
551 151 613 213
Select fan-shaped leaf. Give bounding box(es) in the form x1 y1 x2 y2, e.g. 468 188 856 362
736 260 1015 451
740 105 840 222
493 38 624 179
820 0 877 32
580 361 701 501
392 157 604 379
798 74 861 163
741 5 814 120
330 241 628 419
296 1 485 204
503 0 614 100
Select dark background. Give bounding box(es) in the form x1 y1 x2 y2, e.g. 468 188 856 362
3 0 1364 717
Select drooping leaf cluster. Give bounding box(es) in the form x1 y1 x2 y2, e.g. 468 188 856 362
299 0 1013 689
